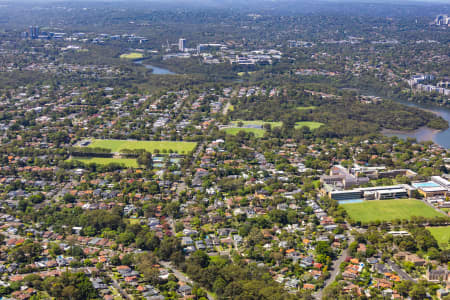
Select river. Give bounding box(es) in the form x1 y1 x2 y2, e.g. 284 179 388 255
383 100 450 149
134 60 176 75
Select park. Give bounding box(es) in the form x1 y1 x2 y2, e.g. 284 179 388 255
88 139 197 154
119 52 144 60
223 119 323 137
427 226 450 249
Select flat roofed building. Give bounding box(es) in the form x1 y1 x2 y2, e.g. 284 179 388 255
328 184 413 201
387 231 410 236
431 176 450 190
374 188 408 200
329 190 363 201
418 186 448 199
321 165 369 189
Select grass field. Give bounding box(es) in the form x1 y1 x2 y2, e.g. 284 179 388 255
342 199 443 222
231 120 283 128
88 139 197 154
70 157 139 168
223 127 265 138
427 227 450 249
294 121 324 130
127 218 141 225
120 52 144 60
237 71 256 76
297 106 317 111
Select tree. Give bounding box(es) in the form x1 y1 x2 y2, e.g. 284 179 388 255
158 236 182 260
43 272 97 300
410 284 427 300
213 277 227 294
29 193 45 204
11 240 42 263
136 253 161 284
316 241 333 257
189 250 210 268
110 255 121 266
63 193 76 204
49 243 63 257
137 151 153 168
396 280 413 296
245 228 264 247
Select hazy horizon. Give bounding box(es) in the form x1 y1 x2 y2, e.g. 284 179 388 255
2 0 449 3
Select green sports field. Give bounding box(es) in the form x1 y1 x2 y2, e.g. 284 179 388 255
294 121 324 130
88 139 197 154
231 120 283 128
120 52 144 60
223 127 265 138
427 227 450 249
70 157 139 168
224 120 283 138
296 106 317 111
342 199 443 222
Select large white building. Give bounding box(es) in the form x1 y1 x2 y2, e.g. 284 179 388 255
179 38 186 52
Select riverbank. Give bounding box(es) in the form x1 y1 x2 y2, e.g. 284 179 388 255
383 99 450 149
382 127 440 143
134 60 176 75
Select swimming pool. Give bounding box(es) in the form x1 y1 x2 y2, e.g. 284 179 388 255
412 182 440 188
338 199 364 204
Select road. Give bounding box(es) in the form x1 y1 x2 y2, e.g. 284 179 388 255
160 261 215 300
222 101 232 115
175 141 205 198
108 274 132 300
314 236 353 300
386 259 417 283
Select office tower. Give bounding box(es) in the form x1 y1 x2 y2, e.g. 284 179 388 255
29 26 40 39
179 38 186 52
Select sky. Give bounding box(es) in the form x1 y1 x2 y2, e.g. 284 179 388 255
8 0 450 2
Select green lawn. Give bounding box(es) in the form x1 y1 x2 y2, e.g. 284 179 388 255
297 106 317 111
231 120 283 128
70 157 139 168
342 199 443 222
88 139 197 154
127 218 141 225
223 127 266 138
120 52 144 60
427 226 450 249
294 121 324 130
224 120 282 138
201 224 214 233
237 71 256 76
